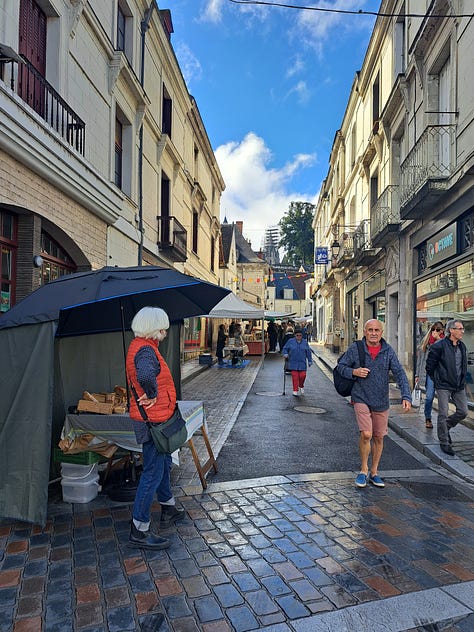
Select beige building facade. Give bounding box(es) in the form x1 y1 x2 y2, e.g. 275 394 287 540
0 0 223 313
313 0 474 397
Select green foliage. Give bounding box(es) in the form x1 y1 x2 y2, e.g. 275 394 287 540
279 202 315 266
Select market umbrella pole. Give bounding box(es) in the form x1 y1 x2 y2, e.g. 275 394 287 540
282 361 286 395
120 300 131 409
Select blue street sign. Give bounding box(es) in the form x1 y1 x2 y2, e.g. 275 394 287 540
315 247 328 265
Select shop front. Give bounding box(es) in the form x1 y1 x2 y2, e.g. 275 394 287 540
414 215 474 406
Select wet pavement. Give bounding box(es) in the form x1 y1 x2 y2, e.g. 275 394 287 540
1 344 474 631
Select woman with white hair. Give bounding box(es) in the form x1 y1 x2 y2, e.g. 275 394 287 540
126 306 185 549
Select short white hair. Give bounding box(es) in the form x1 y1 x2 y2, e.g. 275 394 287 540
131 307 169 339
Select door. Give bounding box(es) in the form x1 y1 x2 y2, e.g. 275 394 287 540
18 0 47 115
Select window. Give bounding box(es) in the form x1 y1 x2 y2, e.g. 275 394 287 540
114 118 123 189
192 211 199 253
162 84 172 137
370 173 379 208
116 1 133 63
210 235 215 272
117 5 126 52
159 172 170 244
0 210 17 312
40 232 75 285
114 107 132 195
18 0 47 115
194 145 199 180
372 74 380 130
350 125 356 168
394 16 406 75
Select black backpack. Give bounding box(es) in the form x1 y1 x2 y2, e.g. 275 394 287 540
333 340 365 397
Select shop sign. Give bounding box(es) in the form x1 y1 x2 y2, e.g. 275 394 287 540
426 223 457 268
315 247 328 265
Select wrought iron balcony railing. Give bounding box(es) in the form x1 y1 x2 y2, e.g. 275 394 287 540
370 185 400 246
157 215 187 262
353 219 378 266
400 124 455 215
1 56 85 154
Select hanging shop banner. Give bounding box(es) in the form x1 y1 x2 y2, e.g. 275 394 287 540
426 223 457 268
315 247 329 265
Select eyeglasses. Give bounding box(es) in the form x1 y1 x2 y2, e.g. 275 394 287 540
452 327 464 331
432 328 443 332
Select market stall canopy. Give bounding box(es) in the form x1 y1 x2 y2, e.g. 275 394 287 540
206 292 264 319
0 266 231 335
264 311 297 320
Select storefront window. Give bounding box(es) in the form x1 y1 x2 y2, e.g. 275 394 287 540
0 210 17 312
40 232 75 284
416 260 474 403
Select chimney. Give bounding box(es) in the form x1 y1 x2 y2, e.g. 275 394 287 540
236 221 243 234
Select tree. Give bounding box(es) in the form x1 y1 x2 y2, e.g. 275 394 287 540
279 201 315 267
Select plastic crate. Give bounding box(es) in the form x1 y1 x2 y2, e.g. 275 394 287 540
53 447 102 465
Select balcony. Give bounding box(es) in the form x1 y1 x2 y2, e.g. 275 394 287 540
1 55 85 154
400 125 456 219
353 219 378 267
332 234 354 270
370 185 400 247
157 215 187 262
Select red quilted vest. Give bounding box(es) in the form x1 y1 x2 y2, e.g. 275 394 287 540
126 338 176 423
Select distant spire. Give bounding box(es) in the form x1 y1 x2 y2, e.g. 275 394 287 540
223 216 228 224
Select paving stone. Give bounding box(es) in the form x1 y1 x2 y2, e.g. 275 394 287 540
201 618 232 631
226 604 259 631
232 572 261 592
16 595 43 617
213 583 244 607
245 589 279 615
193 595 223 622
275 594 310 619
182 576 211 598
193 551 219 568
289 579 322 602
106 605 136 631
258 612 287 626
104 586 131 607
100 567 127 588
208 542 235 558
320 583 358 608
161 594 193 619
261 575 292 596
203 565 231 585
261 548 287 563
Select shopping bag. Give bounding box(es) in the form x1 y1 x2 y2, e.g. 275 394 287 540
411 385 421 408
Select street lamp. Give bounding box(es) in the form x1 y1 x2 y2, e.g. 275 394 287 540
331 239 341 259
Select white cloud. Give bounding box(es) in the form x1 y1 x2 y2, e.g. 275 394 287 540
285 80 311 104
215 133 318 249
286 55 305 78
175 42 202 87
201 0 224 23
292 0 373 56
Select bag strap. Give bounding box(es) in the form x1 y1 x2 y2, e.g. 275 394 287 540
356 340 365 368
129 381 149 421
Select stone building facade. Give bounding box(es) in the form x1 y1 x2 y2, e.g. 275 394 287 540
0 0 224 312
313 0 474 398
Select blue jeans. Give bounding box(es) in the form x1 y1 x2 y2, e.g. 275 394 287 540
133 439 172 524
424 375 435 419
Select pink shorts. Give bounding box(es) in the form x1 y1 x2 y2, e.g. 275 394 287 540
353 403 389 437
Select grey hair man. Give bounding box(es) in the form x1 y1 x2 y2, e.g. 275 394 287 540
426 319 468 456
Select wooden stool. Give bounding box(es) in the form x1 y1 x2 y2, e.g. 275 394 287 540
185 424 217 489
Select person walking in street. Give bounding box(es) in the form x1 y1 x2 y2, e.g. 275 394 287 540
282 326 313 395
336 319 412 488
426 319 468 456
216 323 228 365
267 320 278 352
126 306 185 549
415 321 445 428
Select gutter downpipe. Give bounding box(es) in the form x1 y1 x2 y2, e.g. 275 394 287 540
138 2 157 265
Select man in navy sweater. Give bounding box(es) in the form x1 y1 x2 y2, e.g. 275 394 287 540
337 319 411 488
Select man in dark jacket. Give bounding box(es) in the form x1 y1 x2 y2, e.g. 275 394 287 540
337 319 411 489
426 319 468 456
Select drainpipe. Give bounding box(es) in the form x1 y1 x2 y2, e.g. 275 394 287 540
138 2 157 265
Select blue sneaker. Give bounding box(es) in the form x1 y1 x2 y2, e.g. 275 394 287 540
355 473 367 488
369 473 385 488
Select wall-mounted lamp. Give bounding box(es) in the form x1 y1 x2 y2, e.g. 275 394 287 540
33 255 44 268
331 240 341 259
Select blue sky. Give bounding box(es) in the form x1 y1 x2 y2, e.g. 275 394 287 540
168 0 376 249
